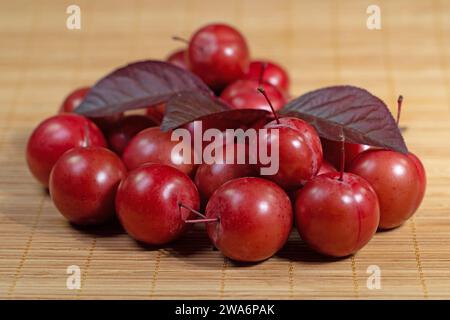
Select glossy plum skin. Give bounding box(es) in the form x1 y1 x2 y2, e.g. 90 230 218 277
220 80 286 111
348 149 426 229
181 117 248 155
58 86 123 131
317 160 337 175
321 138 371 170
145 103 166 125
243 60 290 94
249 114 276 130
59 87 90 113
107 115 157 155
221 79 286 111
49 147 127 225
26 114 107 187
408 152 427 212
260 117 323 190
122 127 196 176
295 172 380 257
188 23 250 92
115 164 200 245
90 114 124 133
194 143 257 203
206 177 293 262
167 49 189 70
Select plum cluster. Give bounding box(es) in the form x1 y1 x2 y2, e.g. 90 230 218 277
26 23 426 262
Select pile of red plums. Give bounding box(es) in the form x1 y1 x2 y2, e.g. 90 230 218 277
26 23 426 262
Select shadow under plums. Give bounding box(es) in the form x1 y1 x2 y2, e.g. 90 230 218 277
226 258 263 268
276 232 347 263
166 224 217 257
376 225 403 233
70 217 125 238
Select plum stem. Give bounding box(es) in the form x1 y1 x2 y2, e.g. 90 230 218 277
178 202 219 224
257 87 280 124
171 36 190 45
178 202 206 219
339 130 345 181
396 95 403 126
258 62 268 86
172 36 206 55
185 218 218 224
82 123 90 148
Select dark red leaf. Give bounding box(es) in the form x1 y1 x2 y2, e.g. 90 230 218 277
279 85 408 153
160 92 270 131
74 60 212 117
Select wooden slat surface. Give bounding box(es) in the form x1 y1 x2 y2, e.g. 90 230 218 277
1 0 450 299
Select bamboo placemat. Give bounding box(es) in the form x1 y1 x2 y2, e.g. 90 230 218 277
1 0 449 299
